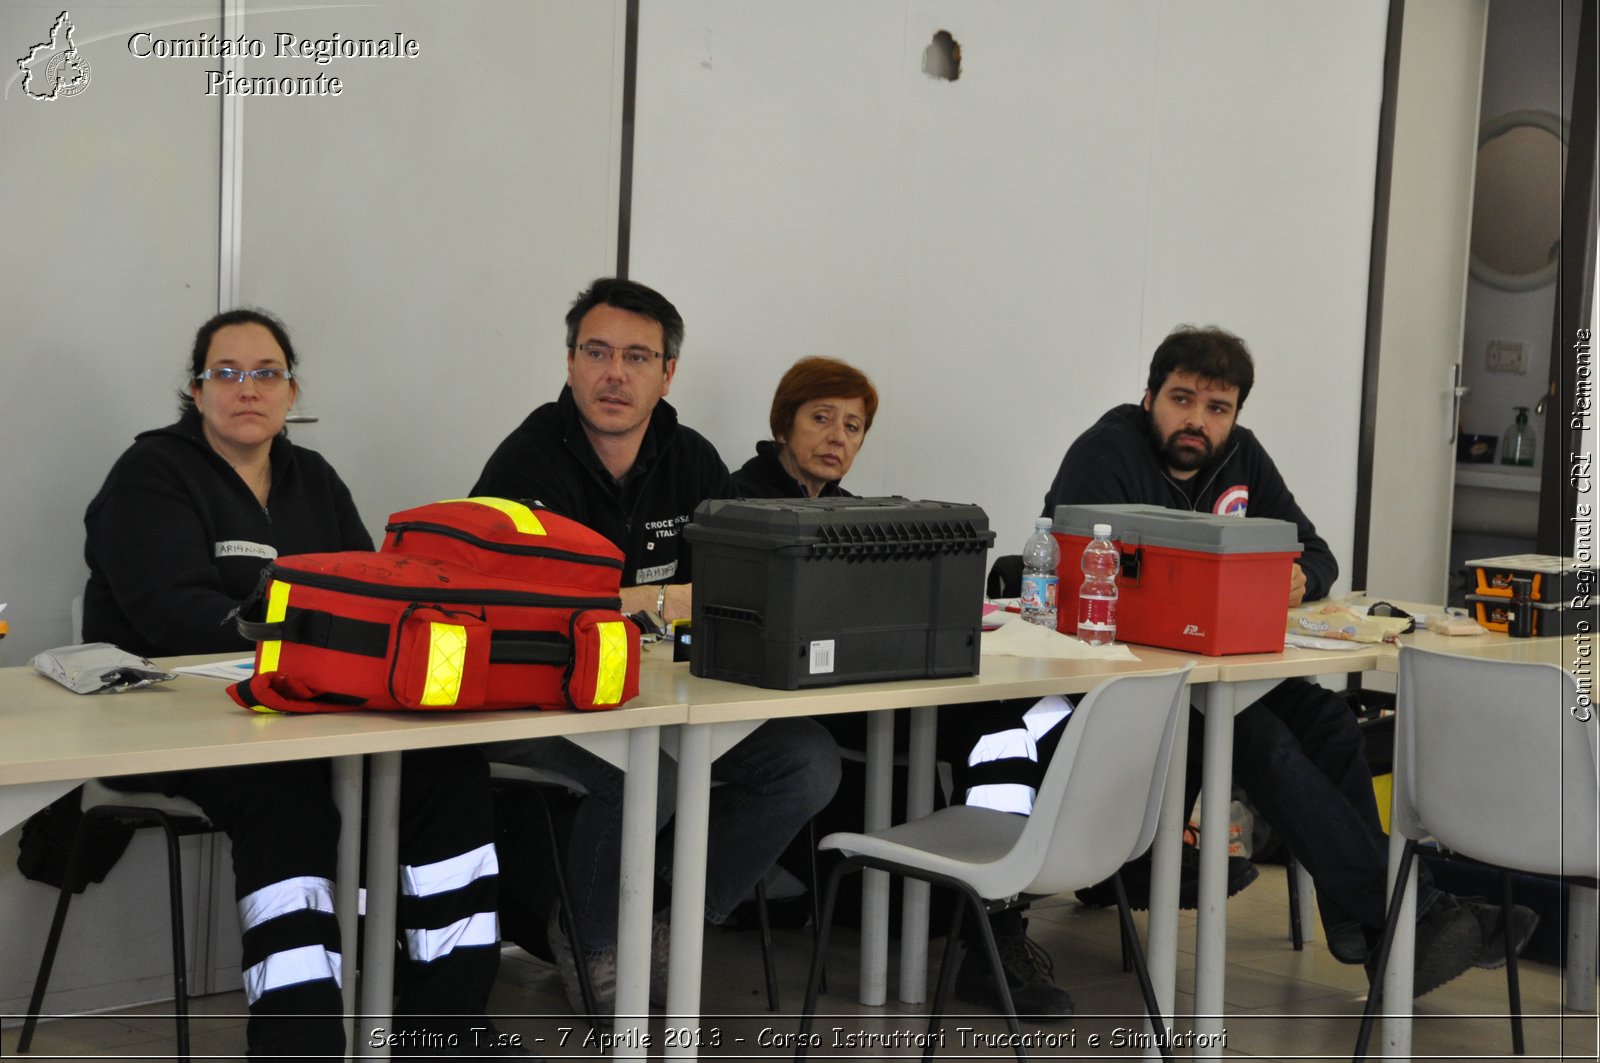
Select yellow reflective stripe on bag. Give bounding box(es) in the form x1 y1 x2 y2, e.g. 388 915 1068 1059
594 620 627 705
442 497 546 536
419 622 469 706
257 580 292 675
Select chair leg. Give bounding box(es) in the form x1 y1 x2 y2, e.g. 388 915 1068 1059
1113 873 1173 1063
1501 870 1525 1055
156 815 193 1063
17 817 95 1054
530 787 600 1024
1119 909 1134 972
755 877 780 1011
797 858 853 1060
1287 854 1305 951
924 892 967 1063
1353 839 1419 1063
807 818 827 996
961 887 1029 1063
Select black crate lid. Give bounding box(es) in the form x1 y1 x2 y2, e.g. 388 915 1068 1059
686 496 994 554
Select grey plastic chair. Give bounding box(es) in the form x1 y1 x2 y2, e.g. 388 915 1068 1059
796 663 1193 1063
1355 646 1599 1060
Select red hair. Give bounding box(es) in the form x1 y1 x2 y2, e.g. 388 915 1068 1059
769 357 879 439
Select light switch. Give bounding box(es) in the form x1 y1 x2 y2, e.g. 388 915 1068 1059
1485 339 1528 374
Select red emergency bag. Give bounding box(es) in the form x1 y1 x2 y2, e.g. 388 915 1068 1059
226 498 640 714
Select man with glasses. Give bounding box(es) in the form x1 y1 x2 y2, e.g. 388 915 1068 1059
472 277 840 1015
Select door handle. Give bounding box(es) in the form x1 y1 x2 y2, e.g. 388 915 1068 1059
1448 363 1469 443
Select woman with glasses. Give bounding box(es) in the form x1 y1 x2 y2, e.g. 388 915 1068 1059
81 309 520 1059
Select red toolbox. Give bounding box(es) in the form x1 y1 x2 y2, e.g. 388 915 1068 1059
1051 504 1303 655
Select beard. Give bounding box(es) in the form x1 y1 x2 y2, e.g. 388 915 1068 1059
1150 422 1216 473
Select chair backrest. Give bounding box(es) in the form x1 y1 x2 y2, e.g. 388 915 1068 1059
1395 645 1598 879
997 664 1192 896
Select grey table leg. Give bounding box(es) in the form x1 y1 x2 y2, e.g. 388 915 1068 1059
859 710 893 1006
358 751 401 1059
612 724 660 1060
899 705 937 1004
665 723 713 1060
1145 693 1189 1056
331 756 362 1056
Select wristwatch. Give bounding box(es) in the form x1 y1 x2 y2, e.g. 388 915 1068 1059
656 585 668 618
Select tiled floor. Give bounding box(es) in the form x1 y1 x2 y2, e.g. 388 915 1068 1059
4 865 1596 1060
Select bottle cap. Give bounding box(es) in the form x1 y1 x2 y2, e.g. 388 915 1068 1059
1093 523 1112 537
1034 516 1052 529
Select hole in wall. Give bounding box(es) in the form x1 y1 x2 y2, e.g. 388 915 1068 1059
922 30 960 81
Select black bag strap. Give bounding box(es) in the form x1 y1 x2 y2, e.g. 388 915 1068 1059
489 630 572 665
235 606 390 658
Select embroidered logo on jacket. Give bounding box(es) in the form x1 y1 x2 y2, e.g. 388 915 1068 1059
1213 485 1250 516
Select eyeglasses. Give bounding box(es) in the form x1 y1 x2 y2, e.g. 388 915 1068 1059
575 341 664 371
196 367 294 386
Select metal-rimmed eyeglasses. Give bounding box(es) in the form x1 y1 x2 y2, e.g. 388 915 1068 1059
196 367 295 385
574 341 664 371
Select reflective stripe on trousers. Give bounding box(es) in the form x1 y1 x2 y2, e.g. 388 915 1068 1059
963 694 1074 814
400 841 500 964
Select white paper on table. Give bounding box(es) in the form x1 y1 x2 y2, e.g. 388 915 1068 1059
1283 633 1364 651
981 618 1139 660
172 657 256 681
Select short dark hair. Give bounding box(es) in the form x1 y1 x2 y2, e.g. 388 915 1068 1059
1146 325 1255 409
564 278 685 362
769 357 879 439
178 308 298 414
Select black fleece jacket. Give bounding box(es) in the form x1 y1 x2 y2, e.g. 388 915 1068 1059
82 410 372 658
1041 403 1338 601
728 439 852 499
471 386 730 587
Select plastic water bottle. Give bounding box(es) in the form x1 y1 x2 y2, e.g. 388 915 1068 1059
1019 517 1060 629
1077 523 1119 645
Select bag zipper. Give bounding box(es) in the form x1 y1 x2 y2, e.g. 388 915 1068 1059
273 563 621 611
386 521 624 571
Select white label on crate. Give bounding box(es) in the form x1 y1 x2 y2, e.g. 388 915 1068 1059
809 640 836 675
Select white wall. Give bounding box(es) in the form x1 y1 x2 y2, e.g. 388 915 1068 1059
234 0 627 530
630 0 1385 573
0 0 222 664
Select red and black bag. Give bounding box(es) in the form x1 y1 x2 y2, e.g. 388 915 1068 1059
226 498 640 714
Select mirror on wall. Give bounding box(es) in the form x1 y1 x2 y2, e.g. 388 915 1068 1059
1469 109 1569 291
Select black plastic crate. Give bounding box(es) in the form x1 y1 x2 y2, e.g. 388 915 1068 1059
683 497 994 689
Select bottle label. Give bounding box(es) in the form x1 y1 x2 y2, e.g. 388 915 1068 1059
1020 573 1058 612
1078 593 1116 629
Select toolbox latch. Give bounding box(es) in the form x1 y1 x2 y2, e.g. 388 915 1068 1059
1118 531 1142 585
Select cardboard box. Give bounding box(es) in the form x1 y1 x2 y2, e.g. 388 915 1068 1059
684 496 994 689
1051 504 1302 655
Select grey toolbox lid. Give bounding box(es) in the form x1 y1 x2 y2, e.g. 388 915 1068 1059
1051 503 1302 555
685 496 994 556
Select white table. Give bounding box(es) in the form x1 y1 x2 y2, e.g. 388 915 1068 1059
0 655 687 1061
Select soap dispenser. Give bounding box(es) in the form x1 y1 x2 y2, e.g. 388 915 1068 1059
1501 406 1536 467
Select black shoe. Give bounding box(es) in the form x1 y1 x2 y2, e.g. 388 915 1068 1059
954 920 1075 1021
1074 846 1258 910
1367 898 1481 998
1325 919 1374 965
1458 896 1540 969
